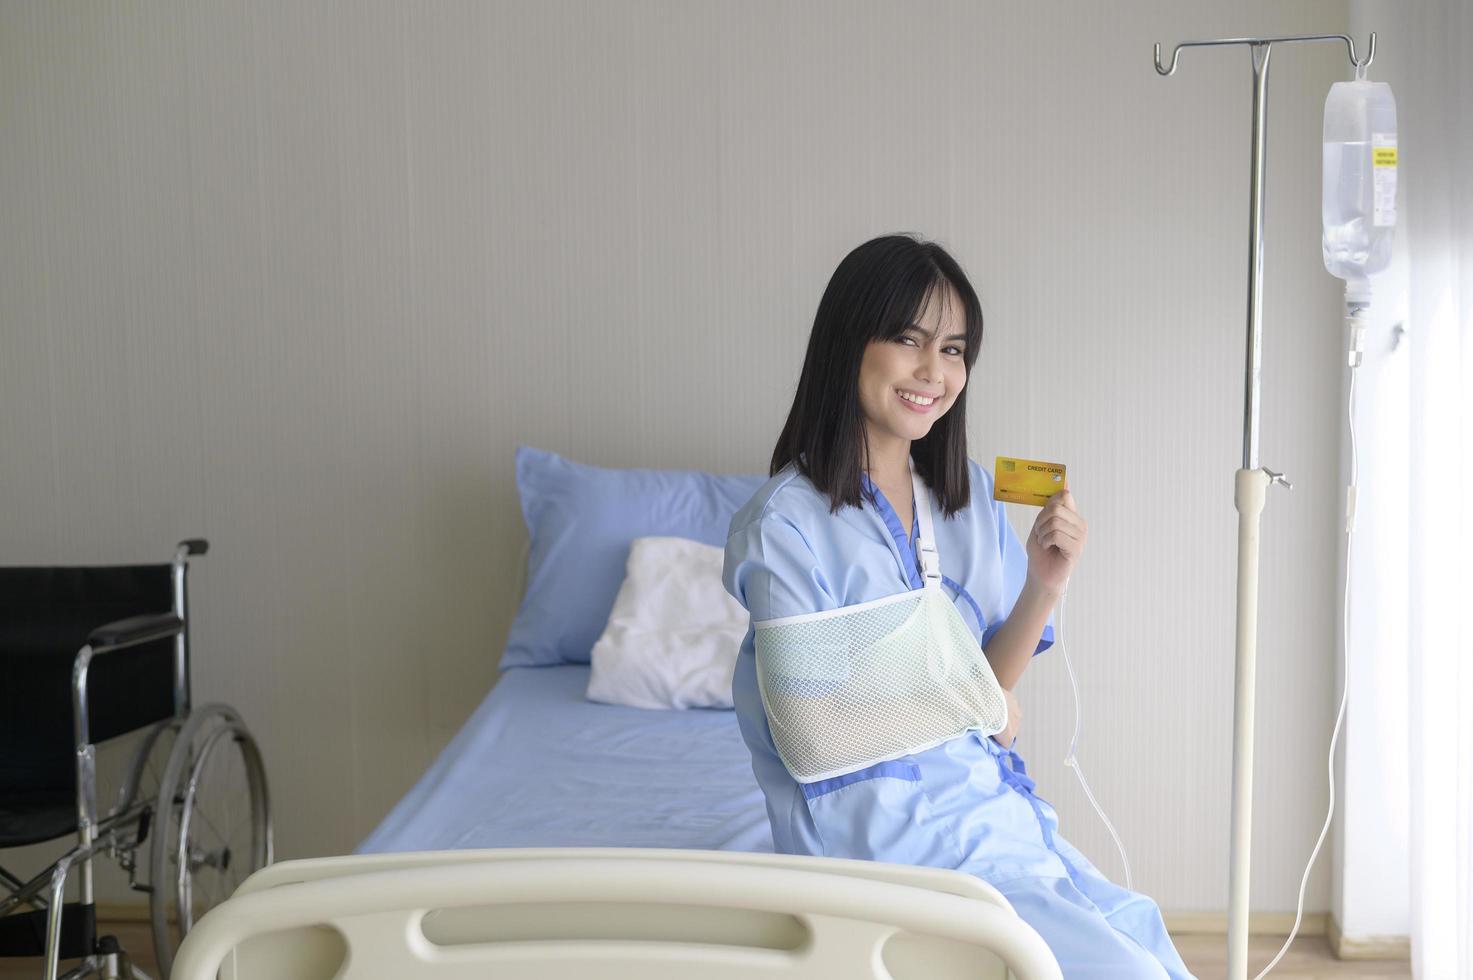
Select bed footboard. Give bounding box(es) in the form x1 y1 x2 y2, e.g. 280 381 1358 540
178 848 1061 980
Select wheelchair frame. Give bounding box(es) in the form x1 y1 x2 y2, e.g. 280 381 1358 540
0 540 273 980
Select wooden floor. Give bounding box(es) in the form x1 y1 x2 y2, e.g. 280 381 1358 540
1173 933 1411 980
0 921 1412 978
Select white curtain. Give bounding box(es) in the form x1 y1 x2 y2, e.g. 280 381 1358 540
1397 2 1473 977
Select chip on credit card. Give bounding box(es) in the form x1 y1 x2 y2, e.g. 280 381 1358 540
994 456 1067 506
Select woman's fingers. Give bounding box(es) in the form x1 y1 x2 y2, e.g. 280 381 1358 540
1033 516 1085 545
1033 514 1086 555
1038 527 1083 552
1031 491 1088 563
1038 505 1083 531
1036 513 1086 536
1044 489 1077 514
1038 531 1080 556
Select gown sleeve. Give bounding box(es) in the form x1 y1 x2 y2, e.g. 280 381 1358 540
722 514 836 856
980 498 1056 656
723 514 836 623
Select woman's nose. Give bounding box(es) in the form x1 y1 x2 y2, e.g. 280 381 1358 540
916 348 944 383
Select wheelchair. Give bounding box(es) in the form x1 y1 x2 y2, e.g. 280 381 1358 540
1 540 272 980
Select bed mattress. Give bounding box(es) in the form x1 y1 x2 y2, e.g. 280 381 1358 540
357 664 773 854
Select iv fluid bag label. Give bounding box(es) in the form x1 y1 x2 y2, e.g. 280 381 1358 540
1373 133 1397 227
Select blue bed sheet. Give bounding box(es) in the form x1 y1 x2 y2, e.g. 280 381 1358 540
357 665 773 855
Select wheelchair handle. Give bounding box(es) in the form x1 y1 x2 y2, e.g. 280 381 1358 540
176 539 209 558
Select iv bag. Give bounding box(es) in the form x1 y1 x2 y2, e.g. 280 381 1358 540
1322 78 1397 304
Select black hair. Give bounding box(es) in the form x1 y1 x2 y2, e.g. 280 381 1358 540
770 234 984 517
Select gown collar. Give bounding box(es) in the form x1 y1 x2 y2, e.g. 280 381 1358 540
861 468 989 635
860 473 924 591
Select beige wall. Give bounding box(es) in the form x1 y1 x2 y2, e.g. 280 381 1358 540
0 0 1351 913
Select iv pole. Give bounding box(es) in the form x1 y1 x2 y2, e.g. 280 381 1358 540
1151 32 1376 980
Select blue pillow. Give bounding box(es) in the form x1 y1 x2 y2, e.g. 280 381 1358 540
502 447 766 669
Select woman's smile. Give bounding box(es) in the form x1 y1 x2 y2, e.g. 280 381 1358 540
896 387 942 412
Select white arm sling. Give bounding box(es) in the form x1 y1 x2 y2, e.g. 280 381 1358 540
753 464 1008 784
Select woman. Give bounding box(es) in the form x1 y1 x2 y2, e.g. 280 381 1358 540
722 234 1194 979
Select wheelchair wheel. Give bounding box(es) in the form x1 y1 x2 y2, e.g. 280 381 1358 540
112 718 177 821
149 703 271 977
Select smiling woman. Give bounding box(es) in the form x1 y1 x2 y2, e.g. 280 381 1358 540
725 234 1193 979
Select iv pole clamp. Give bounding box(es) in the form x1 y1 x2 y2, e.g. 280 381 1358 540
1151 31 1375 980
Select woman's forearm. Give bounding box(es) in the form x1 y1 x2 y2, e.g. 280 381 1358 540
983 576 1059 691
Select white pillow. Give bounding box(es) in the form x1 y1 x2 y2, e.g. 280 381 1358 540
586 536 747 710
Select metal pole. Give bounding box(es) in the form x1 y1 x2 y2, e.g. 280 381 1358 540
1226 43 1272 980
1242 44 1270 473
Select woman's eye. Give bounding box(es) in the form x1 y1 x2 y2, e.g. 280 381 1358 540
897 335 920 347
944 346 963 356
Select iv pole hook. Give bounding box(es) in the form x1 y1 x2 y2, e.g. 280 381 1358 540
1153 33 1376 77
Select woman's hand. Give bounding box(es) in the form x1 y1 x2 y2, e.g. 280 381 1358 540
992 687 1022 748
1025 489 1087 596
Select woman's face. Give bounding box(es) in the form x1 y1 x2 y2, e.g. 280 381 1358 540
857 285 969 447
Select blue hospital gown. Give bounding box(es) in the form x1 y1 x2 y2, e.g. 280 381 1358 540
722 459 1195 980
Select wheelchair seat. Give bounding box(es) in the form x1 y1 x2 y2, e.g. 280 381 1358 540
0 791 78 850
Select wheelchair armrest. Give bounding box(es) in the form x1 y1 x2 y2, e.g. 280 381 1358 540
85 613 183 652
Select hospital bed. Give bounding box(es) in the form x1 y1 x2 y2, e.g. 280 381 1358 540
170 448 1064 977
173 662 1060 978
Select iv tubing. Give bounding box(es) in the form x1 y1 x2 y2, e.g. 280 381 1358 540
1251 310 1363 978
1058 585 1135 891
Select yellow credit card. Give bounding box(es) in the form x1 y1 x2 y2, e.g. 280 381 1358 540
994 456 1067 506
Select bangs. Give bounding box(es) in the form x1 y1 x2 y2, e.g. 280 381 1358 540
880 273 982 370
873 267 947 343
